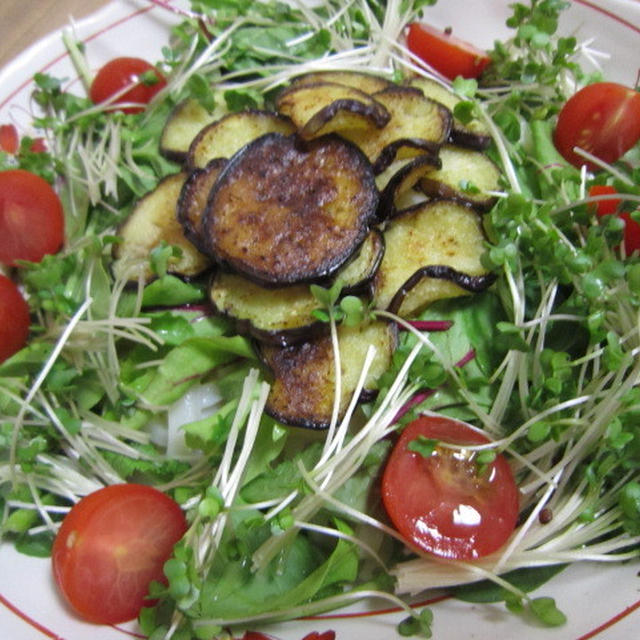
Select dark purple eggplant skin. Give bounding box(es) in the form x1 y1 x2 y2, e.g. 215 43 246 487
177 158 227 254
299 96 391 137
372 138 442 174
377 154 441 221
276 81 392 133
386 265 497 315
449 127 492 151
340 229 386 295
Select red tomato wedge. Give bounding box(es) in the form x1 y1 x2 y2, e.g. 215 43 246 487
589 185 640 255
620 211 640 254
554 82 640 170
29 137 47 153
52 483 187 624
381 415 519 560
0 124 19 154
0 169 64 266
0 274 30 362
588 184 621 217
406 22 491 81
89 57 167 114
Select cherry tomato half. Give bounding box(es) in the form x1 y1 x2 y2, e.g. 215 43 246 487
406 22 491 81
381 415 519 560
89 57 167 115
0 274 30 363
589 185 640 255
554 82 640 171
0 169 64 266
52 483 187 624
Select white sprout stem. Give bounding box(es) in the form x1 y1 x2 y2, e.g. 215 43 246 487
263 342 378 523
193 588 417 629
492 471 562 574
195 370 269 570
322 316 343 460
9 298 93 475
320 343 377 469
252 341 423 571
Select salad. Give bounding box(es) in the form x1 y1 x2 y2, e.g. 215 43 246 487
1 0 640 638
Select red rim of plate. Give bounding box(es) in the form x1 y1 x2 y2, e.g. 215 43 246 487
0 0 639 638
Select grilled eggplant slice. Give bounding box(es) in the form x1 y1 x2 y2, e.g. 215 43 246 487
159 98 220 163
187 110 296 169
338 229 385 294
408 76 492 150
210 272 325 346
342 86 452 173
275 81 391 139
289 70 394 95
209 230 384 346
372 199 492 316
202 133 378 286
260 320 397 429
113 173 212 283
377 154 441 218
418 144 501 211
177 158 227 253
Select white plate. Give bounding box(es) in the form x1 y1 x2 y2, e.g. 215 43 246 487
1 1 639 638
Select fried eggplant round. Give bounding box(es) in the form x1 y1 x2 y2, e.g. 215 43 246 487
202 132 379 286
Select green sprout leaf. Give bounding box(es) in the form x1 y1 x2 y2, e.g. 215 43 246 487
529 596 567 627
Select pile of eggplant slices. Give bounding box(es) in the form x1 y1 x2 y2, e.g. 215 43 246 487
113 70 501 429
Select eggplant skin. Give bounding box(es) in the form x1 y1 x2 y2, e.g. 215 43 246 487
339 229 385 294
342 86 452 173
202 132 379 286
208 230 383 347
177 158 227 253
371 199 493 315
187 109 296 170
417 144 501 212
288 70 395 95
112 172 212 284
407 76 492 151
387 265 496 315
275 81 391 139
260 320 397 429
209 270 328 347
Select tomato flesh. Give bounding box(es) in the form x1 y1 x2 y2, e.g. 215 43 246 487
589 185 640 255
52 483 187 624
29 137 47 153
554 82 640 170
381 415 519 560
588 184 620 217
406 22 491 81
0 274 30 362
89 57 167 114
0 124 19 154
0 169 64 266
620 211 640 255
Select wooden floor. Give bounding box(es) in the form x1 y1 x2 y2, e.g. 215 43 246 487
0 0 108 69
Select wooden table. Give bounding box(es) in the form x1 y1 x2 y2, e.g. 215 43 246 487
0 0 108 69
